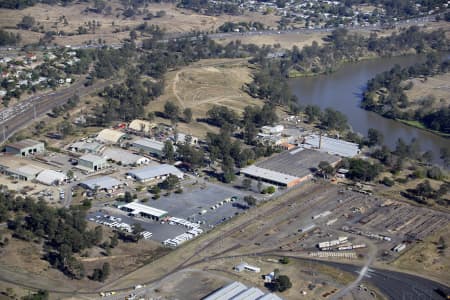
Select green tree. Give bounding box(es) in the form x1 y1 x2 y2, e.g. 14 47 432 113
318 161 334 178
159 174 179 190
183 108 193 123
279 256 290 264
277 275 292 292
123 191 133 203
243 195 256 206
164 101 180 122
18 15 35 30
101 262 110 281
304 105 321 123
320 108 348 131
242 178 252 190
367 128 384 146
221 156 235 183
162 140 175 162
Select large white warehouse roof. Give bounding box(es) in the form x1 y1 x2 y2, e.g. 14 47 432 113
80 176 122 190
127 164 183 181
203 282 248 300
36 169 67 185
304 135 359 158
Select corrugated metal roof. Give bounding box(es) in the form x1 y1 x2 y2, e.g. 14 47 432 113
96 129 125 144
14 165 43 177
103 148 148 165
6 139 43 150
118 202 167 218
79 153 106 163
127 164 183 181
80 176 122 190
230 287 265 300
241 165 299 185
36 170 67 185
132 138 165 151
203 282 248 300
304 135 359 158
257 294 283 300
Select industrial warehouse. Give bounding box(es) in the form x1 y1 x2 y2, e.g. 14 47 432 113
127 164 184 182
241 148 340 188
203 281 283 300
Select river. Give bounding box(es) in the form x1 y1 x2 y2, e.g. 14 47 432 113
289 55 449 159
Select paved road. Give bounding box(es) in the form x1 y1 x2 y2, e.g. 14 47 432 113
321 260 449 300
330 242 377 300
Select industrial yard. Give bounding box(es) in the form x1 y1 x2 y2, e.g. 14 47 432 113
0 115 448 299
93 180 449 299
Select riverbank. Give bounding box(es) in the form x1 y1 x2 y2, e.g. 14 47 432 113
287 50 418 78
397 119 450 138
288 54 450 158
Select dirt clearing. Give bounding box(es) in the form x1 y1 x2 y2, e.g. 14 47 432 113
148 58 262 138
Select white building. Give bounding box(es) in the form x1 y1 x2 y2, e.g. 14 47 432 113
118 202 168 220
36 169 67 185
261 125 284 135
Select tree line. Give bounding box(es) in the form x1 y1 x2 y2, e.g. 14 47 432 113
0 189 103 279
362 53 450 134
0 29 21 46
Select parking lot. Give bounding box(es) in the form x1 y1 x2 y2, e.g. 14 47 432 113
87 181 253 244
146 181 250 227
88 210 188 242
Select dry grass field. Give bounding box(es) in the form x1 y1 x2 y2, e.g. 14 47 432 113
403 72 450 112
390 223 450 285
0 1 279 46
0 225 169 294
148 58 263 138
216 31 328 49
